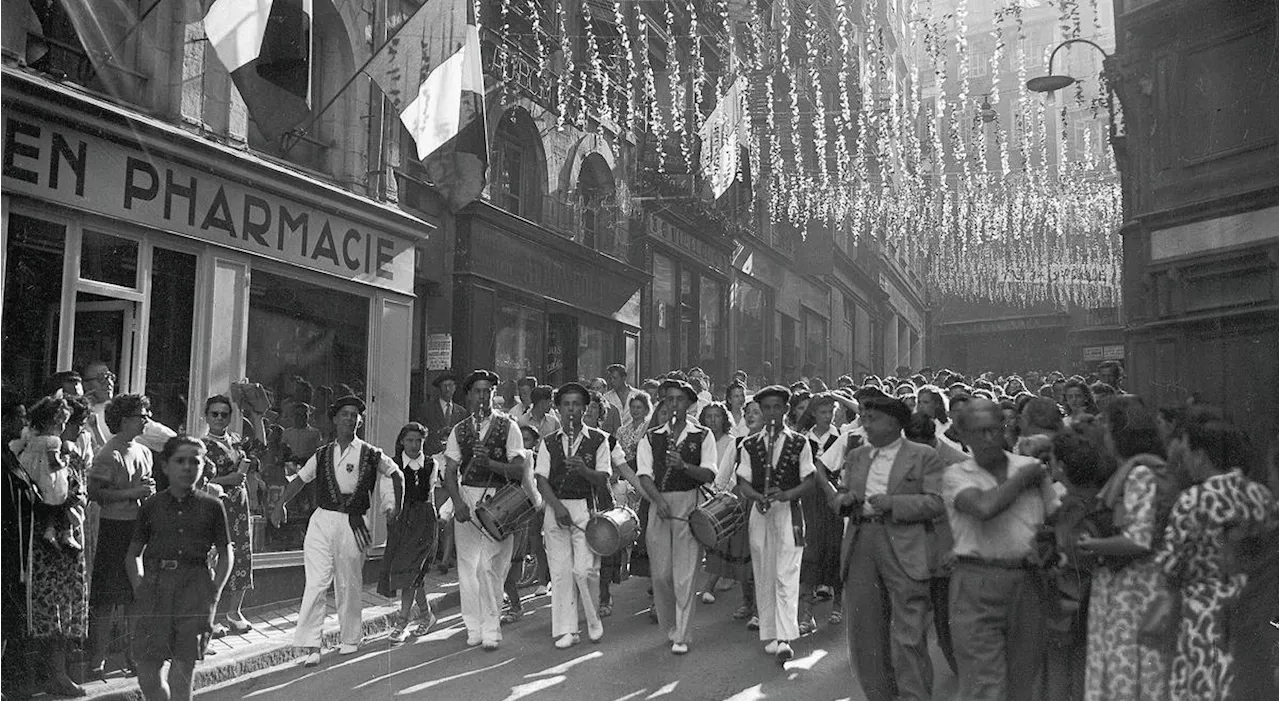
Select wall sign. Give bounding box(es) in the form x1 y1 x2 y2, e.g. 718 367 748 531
426 333 453 370
1084 345 1126 362
2 113 417 294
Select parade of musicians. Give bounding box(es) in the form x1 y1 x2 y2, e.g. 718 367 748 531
1 0 1276 699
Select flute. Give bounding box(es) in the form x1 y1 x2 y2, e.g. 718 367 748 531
759 420 778 513
658 400 679 492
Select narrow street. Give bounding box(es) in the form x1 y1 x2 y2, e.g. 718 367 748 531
197 580 958 701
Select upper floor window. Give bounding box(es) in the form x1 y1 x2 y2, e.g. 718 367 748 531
578 153 616 254
491 107 545 219
18 0 153 108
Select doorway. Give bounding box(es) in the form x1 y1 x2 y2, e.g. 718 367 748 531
72 294 138 392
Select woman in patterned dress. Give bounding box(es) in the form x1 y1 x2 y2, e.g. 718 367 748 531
1154 417 1278 701
1076 396 1173 701
24 396 91 697
202 394 260 633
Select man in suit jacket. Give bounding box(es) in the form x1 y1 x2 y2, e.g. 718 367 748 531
824 396 945 701
421 375 467 457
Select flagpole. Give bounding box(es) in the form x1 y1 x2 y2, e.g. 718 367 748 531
282 5 437 155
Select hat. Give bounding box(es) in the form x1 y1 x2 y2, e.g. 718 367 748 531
658 378 697 403
328 395 366 418
462 369 500 393
753 385 792 404
432 373 458 388
553 382 591 405
860 396 911 426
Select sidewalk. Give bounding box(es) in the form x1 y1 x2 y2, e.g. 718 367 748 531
77 568 463 701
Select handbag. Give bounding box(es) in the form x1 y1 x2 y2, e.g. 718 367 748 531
1137 588 1180 647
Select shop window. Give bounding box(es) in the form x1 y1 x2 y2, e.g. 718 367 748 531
699 276 724 381
246 270 369 553
679 268 696 368
651 253 675 373
731 278 766 380
492 108 544 219
495 300 544 385
2 214 66 399
145 248 196 433
72 292 138 392
80 230 139 288
804 309 828 380
578 322 614 382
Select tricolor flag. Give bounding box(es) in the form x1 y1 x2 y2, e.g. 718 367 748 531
203 0 312 140
699 76 747 199
368 0 488 212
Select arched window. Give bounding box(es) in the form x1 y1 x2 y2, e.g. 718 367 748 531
491 107 545 219
577 153 615 254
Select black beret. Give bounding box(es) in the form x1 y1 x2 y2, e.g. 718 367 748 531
861 396 912 426
553 382 591 405
432 373 458 388
328 395 365 418
658 378 697 402
852 386 889 403
462 369 500 392
753 385 792 404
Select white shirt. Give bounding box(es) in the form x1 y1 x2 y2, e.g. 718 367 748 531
820 423 867 473
401 453 427 472
943 452 1061 559
603 386 639 416
863 436 904 513
712 434 738 491
518 409 561 439
297 437 401 513
444 411 526 466
635 420 718 479
735 430 816 482
534 429 613 483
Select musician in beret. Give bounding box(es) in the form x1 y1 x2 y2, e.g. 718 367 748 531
271 395 404 667
736 385 816 664
635 379 718 655
440 370 527 651
533 382 618 649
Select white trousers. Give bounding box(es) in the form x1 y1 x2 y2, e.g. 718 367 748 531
542 499 601 637
295 509 367 648
647 489 701 645
748 502 803 642
455 485 515 642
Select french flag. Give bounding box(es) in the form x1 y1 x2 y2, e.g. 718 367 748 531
203 0 312 141
367 0 488 212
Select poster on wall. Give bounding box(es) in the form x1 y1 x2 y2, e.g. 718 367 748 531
427 333 452 370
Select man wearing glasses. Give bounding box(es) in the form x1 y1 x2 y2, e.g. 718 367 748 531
86 393 157 677
82 361 116 453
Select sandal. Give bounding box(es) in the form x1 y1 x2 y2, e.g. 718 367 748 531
210 622 230 639
413 610 438 636
733 605 751 620
226 615 253 634
599 603 613 617
828 609 844 625
798 617 818 636
700 592 716 604
500 608 523 624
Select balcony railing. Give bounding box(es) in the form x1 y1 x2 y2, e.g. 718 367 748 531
29 33 150 108
481 30 556 107
1086 306 1121 327
487 187 630 262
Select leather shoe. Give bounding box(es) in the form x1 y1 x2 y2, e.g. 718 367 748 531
302 651 321 667
670 642 689 655
554 633 580 649
338 644 359 655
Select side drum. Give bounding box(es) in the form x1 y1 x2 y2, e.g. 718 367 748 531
689 492 748 549
585 506 640 557
474 483 536 540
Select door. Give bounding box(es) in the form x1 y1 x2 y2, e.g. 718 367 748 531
72 294 138 392
547 313 578 385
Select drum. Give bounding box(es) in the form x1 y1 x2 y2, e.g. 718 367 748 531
474 484 536 540
689 492 748 549
585 506 640 557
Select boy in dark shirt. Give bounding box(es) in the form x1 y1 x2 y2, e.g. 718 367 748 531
126 435 232 701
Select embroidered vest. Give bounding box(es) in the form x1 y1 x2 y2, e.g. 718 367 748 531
315 442 382 547
647 426 707 492
809 432 840 485
546 427 607 500
744 430 806 492
457 413 514 487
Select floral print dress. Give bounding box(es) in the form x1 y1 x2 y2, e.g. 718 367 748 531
204 432 254 592
1084 461 1169 701
1155 469 1277 701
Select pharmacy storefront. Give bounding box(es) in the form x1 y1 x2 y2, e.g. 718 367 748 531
2 72 435 591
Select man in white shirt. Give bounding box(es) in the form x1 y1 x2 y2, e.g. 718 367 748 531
601 364 638 420
636 379 718 655
440 370 527 650
828 396 945 701
270 395 404 666
943 399 1059 701
534 383 613 649
517 385 561 439
735 385 816 664
509 376 538 423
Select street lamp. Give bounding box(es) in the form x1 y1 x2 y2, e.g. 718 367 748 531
1026 38 1123 150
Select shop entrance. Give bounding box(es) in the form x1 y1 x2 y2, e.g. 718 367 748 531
72 296 138 392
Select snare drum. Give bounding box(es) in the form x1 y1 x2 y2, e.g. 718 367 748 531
474 483 536 540
585 506 640 557
689 492 748 549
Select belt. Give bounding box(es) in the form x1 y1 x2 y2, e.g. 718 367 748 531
144 557 207 571
955 555 1032 570
856 514 892 525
